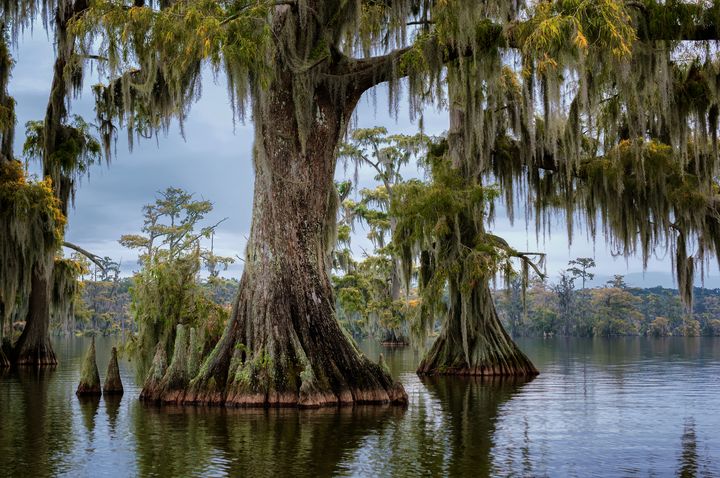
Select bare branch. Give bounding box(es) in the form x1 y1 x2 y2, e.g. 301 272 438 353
62 241 106 270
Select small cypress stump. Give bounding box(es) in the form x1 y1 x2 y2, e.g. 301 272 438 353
76 337 102 396
103 346 124 395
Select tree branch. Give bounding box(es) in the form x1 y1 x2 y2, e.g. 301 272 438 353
338 3 720 96
62 241 106 270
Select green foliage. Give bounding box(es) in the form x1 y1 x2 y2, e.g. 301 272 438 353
50 255 86 335
70 0 273 150
122 187 232 379
23 115 102 176
0 160 65 335
333 254 418 342
332 128 430 342
233 349 274 393
0 29 15 156
391 140 544 347
496 271 720 338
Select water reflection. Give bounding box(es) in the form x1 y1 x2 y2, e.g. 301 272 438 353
1 367 74 477
104 394 122 434
1 336 720 477
678 419 699 478
78 395 101 435
132 403 402 477
422 376 528 476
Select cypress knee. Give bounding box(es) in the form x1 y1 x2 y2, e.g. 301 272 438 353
103 346 123 395
76 337 101 396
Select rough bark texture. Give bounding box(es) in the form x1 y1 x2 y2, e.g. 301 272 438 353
0 347 9 368
76 337 101 395
14 0 89 367
139 343 166 401
103 346 124 395
155 60 406 407
13 259 57 366
417 103 537 377
142 324 189 403
417 281 538 376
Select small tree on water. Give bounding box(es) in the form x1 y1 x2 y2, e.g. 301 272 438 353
121 187 232 381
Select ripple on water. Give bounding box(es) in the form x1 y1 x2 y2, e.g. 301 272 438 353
0 336 719 477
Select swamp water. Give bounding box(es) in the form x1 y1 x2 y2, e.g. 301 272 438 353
0 336 719 477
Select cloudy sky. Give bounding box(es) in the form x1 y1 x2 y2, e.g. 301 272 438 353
8 25 719 288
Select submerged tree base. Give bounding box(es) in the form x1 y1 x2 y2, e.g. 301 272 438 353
103 346 124 395
417 332 539 376
13 340 58 366
141 277 408 409
417 284 539 377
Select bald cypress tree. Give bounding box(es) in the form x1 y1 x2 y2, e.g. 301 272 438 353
0 1 102 365
70 1 720 404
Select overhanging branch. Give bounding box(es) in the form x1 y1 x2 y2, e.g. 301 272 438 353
62 241 106 270
339 3 720 95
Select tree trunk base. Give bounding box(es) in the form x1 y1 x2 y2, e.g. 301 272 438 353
13 340 58 366
417 282 539 377
76 338 101 396
146 277 408 409
0 347 9 368
103 347 124 395
177 346 408 409
417 331 538 377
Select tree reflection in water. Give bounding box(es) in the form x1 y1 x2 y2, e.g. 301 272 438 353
2 367 74 476
131 403 402 476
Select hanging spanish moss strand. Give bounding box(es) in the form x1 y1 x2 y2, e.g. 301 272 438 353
62 1 720 398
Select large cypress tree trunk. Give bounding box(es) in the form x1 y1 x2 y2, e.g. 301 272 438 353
417 104 537 377
14 0 88 366
0 300 9 367
13 258 57 365
417 280 537 376
150 70 406 407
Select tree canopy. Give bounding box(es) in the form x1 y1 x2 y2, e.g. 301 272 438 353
62 0 720 312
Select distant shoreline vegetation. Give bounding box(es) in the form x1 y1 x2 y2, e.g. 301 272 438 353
39 277 239 338
494 277 720 338
37 277 720 339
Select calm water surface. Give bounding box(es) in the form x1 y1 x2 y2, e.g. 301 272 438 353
0 337 719 477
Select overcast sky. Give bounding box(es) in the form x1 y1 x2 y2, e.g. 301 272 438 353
8 27 720 288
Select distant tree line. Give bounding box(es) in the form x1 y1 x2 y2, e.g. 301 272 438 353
495 260 720 338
